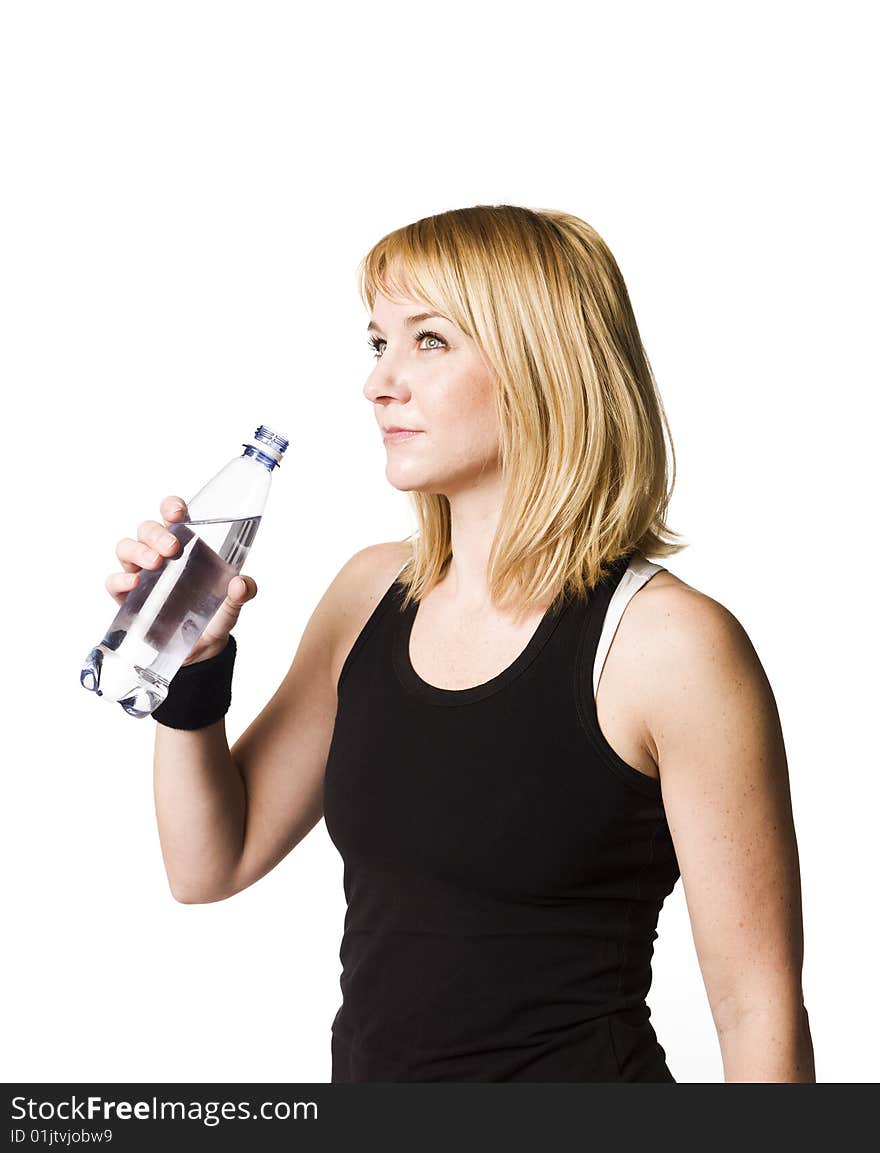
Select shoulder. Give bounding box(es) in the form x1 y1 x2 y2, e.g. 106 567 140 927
627 567 772 764
635 569 759 673
334 538 411 591
327 539 412 689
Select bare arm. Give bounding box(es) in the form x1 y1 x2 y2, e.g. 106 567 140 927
150 559 339 905
153 718 247 903
640 587 816 1082
151 540 409 904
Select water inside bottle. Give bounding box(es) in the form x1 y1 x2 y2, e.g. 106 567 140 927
80 516 260 717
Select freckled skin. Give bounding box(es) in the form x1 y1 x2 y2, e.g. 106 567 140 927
363 291 502 499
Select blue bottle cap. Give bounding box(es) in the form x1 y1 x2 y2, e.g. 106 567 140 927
247 425 290 465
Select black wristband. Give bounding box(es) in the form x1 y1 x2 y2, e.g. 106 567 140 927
152 635 237 730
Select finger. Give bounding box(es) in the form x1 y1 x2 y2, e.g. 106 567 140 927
116 536 146 573
199 576 257 647
106 571 140 600
117 535 164 571
161 496 188 526
136 518 180 559
228 574 258 603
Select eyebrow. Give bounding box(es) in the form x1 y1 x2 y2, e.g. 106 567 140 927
367 312 448 334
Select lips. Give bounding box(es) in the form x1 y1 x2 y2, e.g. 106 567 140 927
382 426 422 434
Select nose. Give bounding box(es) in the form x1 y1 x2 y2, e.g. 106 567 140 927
363 347 413 405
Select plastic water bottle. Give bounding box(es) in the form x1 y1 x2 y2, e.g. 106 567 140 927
81 424 289 718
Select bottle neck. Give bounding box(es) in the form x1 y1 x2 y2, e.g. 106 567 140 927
241 445 281 472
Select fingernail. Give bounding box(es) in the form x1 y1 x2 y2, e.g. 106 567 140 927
162 533 176 549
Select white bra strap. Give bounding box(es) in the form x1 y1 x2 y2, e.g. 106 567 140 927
593 553 665 698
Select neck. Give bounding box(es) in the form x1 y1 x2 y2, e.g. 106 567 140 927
440 473 507 610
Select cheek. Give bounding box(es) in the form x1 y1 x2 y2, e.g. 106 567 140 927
436 370 498 433
466 385 500 447
472 407 501 449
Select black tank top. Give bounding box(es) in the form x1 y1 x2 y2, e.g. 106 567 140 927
323 552 680 1082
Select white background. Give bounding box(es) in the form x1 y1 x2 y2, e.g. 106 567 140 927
2 1 877 1084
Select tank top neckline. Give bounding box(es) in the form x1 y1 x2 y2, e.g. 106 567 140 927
391 588 575 706
390 554 634 707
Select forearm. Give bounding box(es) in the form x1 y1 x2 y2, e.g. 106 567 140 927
153 719 247 904
717 1003 816 1082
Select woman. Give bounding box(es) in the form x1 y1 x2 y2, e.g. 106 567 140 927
108 205 815 1082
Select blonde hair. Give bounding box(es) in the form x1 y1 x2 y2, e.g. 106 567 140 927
359 204 687 617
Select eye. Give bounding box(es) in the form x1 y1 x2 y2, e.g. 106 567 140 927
366 330 448 360
414 329 447 351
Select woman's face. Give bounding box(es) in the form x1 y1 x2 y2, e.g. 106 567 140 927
363 290 501 497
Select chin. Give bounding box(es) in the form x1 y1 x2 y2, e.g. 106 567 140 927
384 467 447 496
387 478 438 495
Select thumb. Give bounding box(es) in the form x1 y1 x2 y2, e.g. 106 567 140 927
192 576 258 657
199 575 257 648
228 574 257 603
